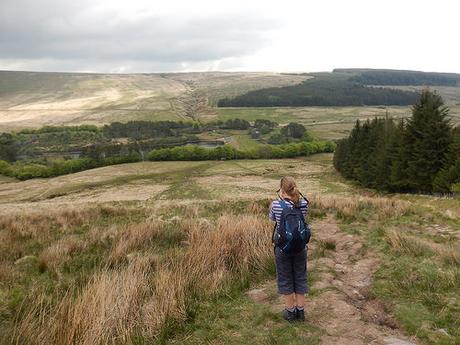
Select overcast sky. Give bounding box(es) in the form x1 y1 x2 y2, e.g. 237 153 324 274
0 0 459 74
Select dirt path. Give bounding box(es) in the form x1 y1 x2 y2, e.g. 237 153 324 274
247 215 420 345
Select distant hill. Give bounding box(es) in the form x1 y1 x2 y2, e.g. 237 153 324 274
0 71 308 131
0 69 459 132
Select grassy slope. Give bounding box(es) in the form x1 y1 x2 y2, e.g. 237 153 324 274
0 154 458 344
0 71 308 132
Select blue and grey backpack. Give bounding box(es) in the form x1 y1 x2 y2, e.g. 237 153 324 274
272 197 311 254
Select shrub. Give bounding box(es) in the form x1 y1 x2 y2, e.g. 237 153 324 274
148 141 335 162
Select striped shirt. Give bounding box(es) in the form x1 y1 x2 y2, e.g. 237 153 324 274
269 198 309 229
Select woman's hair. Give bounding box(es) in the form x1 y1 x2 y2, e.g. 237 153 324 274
280 176 300 206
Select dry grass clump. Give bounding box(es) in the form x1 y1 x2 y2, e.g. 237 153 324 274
184 214 272 294
38 236 85 274
0 204 129 240
86 224 121 246
183 204 201 218
0 212 55 240
14 213 273 344
0 261 14 281
142 213 273 338
54 205 126 230
108 222 164 265
309 193 411 220
385 229 433 257
14 258 152 345
385 229 460 265
141 266 187 336
0 204 130 263
435 244 460 266
247 199 271 214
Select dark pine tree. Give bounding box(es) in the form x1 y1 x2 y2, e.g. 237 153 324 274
387 119 409 191
433 126 460 192
374 116 396 190
404 89 452 192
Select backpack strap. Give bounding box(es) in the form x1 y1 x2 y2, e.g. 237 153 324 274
279 199 288 209
271 222 277 246
272 200 287 246
299 192 309 207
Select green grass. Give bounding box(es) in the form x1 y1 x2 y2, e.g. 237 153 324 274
157 162 212 200
373 257 459 345
334 202 460 345
162 293 322 345
309 239 336 259
228 131 262 150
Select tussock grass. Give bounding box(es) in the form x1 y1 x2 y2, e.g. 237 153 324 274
86 224 121 246
12 213 274 344
435 244 460 266
310 193 411 220
0 262 14 282
385 229 434 257
322 239 336 250
385 229 460 265
143 214 273 338
108 222 164 266
0 204 132 264
247 199 271 214
38 236 85 274
14 258 152 345
0 205 128 240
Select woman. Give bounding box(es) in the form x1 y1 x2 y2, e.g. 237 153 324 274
269 176 309 322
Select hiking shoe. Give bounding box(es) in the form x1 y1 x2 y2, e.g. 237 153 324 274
282 309 296 322
295 308 305 322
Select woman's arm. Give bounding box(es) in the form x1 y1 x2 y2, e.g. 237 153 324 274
268 201 276 221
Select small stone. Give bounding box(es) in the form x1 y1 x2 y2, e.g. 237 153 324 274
384 337 417 345
14 255 37 265
436 328 450 336
247 288 269 303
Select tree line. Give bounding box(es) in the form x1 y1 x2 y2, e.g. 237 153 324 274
0 119 257 163
0 117 329 180
0 140 335 180
346 69 460 86
217 75 419 107
0 154 141 180
148 141 335 161
333 90 459 193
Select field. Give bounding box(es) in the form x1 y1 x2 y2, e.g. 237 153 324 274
1 71 459 140
0 154 458 345
216 106 416 140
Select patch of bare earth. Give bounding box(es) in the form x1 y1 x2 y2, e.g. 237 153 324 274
247 215 420 345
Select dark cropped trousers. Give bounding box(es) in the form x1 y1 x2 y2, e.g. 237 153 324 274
274 246 308 295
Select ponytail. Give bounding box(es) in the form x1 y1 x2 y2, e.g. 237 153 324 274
280 176 301 207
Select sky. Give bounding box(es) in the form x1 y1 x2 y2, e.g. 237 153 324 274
0 0 459 74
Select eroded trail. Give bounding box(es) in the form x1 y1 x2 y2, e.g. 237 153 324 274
247 215 419 345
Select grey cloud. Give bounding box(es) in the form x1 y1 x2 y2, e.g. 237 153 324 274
0 0 278 71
